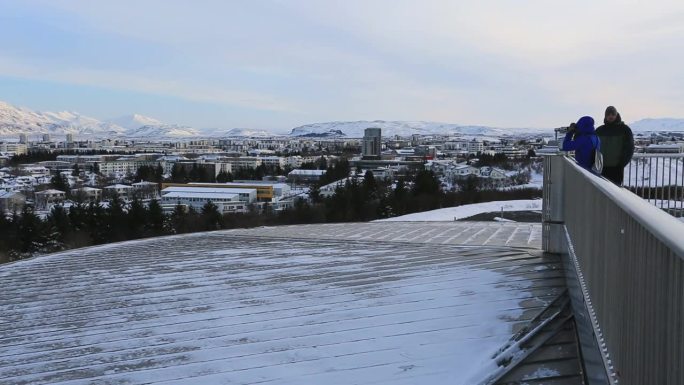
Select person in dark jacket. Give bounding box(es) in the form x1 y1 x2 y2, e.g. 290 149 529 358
595 106 634 185
562 116 600 171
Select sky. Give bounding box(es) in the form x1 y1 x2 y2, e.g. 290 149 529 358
1 0 683 131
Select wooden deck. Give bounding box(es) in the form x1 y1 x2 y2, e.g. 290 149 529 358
0 222 579 385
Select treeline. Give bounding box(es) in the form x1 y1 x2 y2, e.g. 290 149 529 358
9 149 132 166
0 196 235 262
168 163 291 184
0 168 541 264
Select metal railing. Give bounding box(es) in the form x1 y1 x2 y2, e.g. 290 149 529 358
543 154 684 385
625 154 684 217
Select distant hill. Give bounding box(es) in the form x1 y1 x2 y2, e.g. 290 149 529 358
0 100 125 137
2 100 682 139
289 120 547 138
630 118 684 132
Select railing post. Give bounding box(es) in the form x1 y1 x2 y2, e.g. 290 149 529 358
542 154 565 254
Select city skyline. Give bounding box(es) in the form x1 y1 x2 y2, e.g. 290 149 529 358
2 1 684 130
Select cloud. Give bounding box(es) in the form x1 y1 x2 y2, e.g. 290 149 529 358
1 0 683 128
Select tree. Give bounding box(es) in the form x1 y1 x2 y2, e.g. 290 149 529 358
147 199 166 236
201 201 223 230
216 171 233 183
47 205 71 247
309 184 321 203
126 198 147 239
72 164 81 177
15 206 48 256
106 194 126 242
171 164 187 183
362 170 377 199
316 156 328 170
50 173 69 191
170 203 185 233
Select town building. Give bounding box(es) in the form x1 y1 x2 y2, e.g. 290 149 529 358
0 191 26 213
70 187 102 202
362 127 382 160
34 189 66 210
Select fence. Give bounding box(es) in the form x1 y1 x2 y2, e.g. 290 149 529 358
625 154 684 217
543 154 684 385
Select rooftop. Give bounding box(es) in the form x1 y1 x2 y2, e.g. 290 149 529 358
0 222 579 385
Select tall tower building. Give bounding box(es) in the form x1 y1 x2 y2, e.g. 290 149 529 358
66 133 74 144
19 133 28 144
42 134 51 142
362 127 382 160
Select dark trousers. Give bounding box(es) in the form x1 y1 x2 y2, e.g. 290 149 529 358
602 166 624 185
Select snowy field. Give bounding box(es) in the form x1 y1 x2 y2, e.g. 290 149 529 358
377 200 543 222
0 228 562 385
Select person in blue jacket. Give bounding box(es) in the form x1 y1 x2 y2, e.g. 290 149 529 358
562 116 600 171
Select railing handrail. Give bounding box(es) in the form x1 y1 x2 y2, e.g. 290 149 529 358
564 157 684 257
632 153 684 158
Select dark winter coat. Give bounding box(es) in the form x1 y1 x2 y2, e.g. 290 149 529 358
562 116 600 170
595 114 634 167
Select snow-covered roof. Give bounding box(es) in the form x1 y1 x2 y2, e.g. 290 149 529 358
34 189 66 195
163 186 256 195
105 184 134 189
0 221 568 384
162 191 239 200
288 169 327 176
132 181 158 186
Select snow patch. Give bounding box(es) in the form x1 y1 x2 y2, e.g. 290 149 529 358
377 200 543 222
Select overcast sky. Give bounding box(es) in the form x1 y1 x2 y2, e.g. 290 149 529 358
1 0 683 131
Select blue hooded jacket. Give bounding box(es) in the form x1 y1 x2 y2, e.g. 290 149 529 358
562 116 600 170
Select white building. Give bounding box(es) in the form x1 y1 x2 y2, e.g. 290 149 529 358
71 187 102 202
258 156 285 168
34 189 66 210
104 184 135 199
0 143 28 155
161 187 254 213
163 186 257 204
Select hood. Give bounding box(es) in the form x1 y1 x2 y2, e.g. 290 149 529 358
576 116 595 134
604 113 623 125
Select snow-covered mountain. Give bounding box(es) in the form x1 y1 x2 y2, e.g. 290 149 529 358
107 114 201 138
106 114 163 131
202 128 279 138
0 101 126 137
631 118 684 132
289 120 547 138
125 124 201 138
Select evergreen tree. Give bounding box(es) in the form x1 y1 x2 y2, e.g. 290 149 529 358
85 202 108 244
106 194 127 242
147 199 166 236
154 164 164 182
216 171 233 183
16 206 48 256
189 164 200 182
362 170 377 199
171 164 187 183
316 156 328 170
170 203 189 233
50 173 68 191
201 201 223 231
126 198 147 239
309 184 321 203
72 164 81 177
47 205 71 247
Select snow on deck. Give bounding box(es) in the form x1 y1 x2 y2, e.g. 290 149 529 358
376 200 543 223
228 221 542 249
0 223 560 385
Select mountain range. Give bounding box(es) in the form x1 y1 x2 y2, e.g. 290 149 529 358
1 100 682 139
